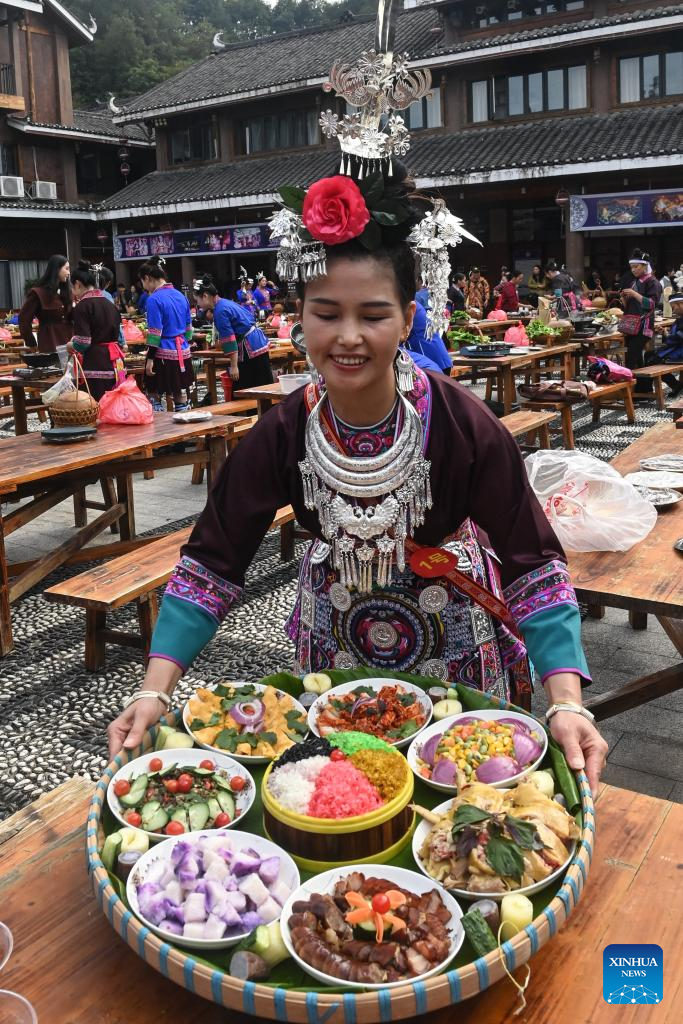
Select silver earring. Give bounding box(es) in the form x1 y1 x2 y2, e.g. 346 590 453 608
394 348 414 394
289 321 320 385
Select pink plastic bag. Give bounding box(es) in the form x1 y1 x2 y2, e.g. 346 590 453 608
586 355 634 383
122 319 145 344
486 309 507 321
277 322 291 339
98 377 153 425
0 327 12 342
504 324 528 345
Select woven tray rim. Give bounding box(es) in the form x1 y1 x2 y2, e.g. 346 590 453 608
86 696 594 1023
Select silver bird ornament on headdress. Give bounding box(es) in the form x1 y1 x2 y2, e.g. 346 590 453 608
268 0 480 330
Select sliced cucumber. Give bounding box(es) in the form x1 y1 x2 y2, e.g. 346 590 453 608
213 774 235 792
207 797 223 822
216 790 236 818
190 767 214 776
157 764 177 779
141 801 169 832
118 773 148 807
101 832 122 873
188 801 210 831
171 807 189 831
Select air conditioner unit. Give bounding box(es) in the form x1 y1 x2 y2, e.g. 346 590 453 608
29 180 57 201
0 175 24 198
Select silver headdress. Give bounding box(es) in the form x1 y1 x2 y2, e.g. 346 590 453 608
269 0 480 334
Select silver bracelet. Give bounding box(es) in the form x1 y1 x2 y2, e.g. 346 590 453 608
545 702 595 724
123 689 172 711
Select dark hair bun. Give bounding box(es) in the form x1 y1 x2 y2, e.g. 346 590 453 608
77 259 91 271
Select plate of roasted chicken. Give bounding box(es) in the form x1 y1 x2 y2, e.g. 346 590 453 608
279 865 464 988
411 778 579 900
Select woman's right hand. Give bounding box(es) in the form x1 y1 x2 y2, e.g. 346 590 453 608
107 697 164 759
145 358 155 376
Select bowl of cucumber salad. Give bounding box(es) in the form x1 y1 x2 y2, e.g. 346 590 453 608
107 747 256 843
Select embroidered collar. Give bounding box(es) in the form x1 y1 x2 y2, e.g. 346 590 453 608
80 289 105 300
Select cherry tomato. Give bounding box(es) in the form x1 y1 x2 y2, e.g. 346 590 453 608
165 820 185 835
125 810 142 827
214 812 231 828
199 759 215 770
114 779 131 797
330 749 345 762
176 773 193 794
149 757 163 772
164 778 179 794
230 776 246 792
371 893 391 916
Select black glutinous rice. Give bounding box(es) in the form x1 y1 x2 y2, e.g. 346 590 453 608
273 734 332 769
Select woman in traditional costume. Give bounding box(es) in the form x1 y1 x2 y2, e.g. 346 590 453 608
236 272 256 309
19 254 72 352
108 31 607 796
140 257 194 412
253 275 273 316
194 275 273 389
621 250 662 387
66 261 123 400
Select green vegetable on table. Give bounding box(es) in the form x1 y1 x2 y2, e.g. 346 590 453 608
446 328 482 349
526 319 561 341
461 908 498 957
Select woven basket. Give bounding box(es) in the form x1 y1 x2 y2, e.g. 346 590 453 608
87 693 594 1022
48 357 98 428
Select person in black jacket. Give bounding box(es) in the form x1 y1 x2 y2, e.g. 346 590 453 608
642 292 683 396
622 250 662 390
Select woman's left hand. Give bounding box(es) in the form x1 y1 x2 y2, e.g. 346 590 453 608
549 711 608 799
66 341 75 354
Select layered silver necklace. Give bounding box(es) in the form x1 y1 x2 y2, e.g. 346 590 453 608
299 390 432 593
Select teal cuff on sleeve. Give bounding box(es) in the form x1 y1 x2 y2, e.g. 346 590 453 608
221 339 238 354
149 594 219 672
72 340 90 354
520 603 591 686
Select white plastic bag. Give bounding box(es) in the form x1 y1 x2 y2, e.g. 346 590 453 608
525 449 657 552
42 365 75 406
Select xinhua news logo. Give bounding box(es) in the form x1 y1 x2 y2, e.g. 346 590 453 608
603 944 663 1005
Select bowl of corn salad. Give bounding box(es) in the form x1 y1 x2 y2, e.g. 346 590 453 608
406 710 547 793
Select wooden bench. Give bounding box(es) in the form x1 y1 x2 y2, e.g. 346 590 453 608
632 363 683 411
520 380 635 449
500 409 555 449
670 397 683 421
43 506 297 670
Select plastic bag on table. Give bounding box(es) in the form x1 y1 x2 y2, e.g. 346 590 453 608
504 323 529 345
525 449 657 552
97 376 153 425
122 319 145 344
42 366 76 405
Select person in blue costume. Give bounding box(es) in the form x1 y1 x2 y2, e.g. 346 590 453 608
253 275 273 316
136 286 149 315
403 299 452 375
236 273 256 309
642 292 683 396
415 285 430 309
194 274 273 390
140 256 194 411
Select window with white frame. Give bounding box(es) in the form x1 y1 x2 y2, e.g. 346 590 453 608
619 51 683 103
470 65 587 121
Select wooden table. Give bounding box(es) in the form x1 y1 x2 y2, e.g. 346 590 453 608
194 346 300 404
0 412 248 656
568 421 683 720
0 368 147 434
235 380 288 417
451 343 581 415
0 779 679 1023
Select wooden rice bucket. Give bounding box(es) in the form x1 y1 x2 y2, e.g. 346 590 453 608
86 694 595 1022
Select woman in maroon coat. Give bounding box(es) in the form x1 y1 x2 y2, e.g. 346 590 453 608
18 254 73 353
498 269 524 313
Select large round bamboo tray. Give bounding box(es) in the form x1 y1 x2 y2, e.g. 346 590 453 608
87 697 594 1022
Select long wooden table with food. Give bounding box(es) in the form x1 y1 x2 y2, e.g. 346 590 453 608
1 672 678 1022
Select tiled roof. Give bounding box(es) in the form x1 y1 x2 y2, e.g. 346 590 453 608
7 111 151 144
421 3 683 59
73 110 151 143
117 8 444 120
102 103 683 213
0 196 93 213
409 103 683 175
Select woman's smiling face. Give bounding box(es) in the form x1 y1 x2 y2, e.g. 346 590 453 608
299 255 415 399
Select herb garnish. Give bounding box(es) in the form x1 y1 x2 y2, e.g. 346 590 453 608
451 804 547 882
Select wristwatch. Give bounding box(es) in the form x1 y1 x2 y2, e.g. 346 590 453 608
545 702 595 724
